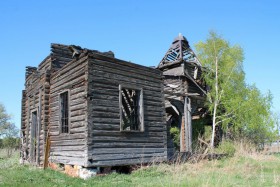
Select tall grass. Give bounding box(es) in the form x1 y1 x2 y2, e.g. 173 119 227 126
0 141 279 186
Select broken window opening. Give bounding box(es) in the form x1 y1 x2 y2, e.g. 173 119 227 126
60 91 69 133
120 86 144 132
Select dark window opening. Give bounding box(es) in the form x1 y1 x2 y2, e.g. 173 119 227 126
31 111 37 162
60 91 69 133
120 87 143 131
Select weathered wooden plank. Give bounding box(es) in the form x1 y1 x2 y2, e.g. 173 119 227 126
69 127 87 134
51 139 86 146
90 58 161 79
88 136 164 143
88 71 162 92
88 54 161 75
50 133 86 141
50 145 86 151
90 60 162 83
89 98 164 108
89 123 119 131
86 156 166 167
71 121 86 129
71 103 87 111
51 66 86 88
88 142 164 149
90 130 164 137
49 156 86 165
88 152 166 162
51 152 86 158
51 56 87 79
89 110 164 118
89 148 166 155
70 115 86 123
51 73 86 94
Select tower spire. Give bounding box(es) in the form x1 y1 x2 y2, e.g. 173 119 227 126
158 34 201 68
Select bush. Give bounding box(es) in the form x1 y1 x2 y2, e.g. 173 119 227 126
170 127 180 150
216 140 236 157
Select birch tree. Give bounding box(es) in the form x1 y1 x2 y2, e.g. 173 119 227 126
195 32 244 147
195 32 276 147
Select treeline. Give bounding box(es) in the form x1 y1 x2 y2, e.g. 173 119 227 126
0 137 20 149
0 137 20 157
0 103 19 157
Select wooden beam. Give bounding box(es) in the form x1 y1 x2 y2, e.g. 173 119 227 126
180 114 186 152
186 97 192 153
43 130 51 169
164 91 200 97
180 97 192 153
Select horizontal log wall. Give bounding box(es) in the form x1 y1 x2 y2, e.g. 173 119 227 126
161 63 206 158
49 56 88 166
21 90 27 159
51 44 74 70
87 55 167 167
163 76 184 102
162 76 184 158
22 56 52 165
184 62 202 80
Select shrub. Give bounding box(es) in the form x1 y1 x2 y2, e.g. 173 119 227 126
170 127 180 150
216 140 236 157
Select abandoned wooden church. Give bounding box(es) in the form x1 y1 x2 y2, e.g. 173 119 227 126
20 34 206 172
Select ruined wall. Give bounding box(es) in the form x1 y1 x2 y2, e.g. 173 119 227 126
21 56 52 165
86 53 167 167
48 55 89 166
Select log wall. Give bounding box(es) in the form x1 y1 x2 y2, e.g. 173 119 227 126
161 62 206 157
48 55 89 166
22 43 168 168
21 57 52 165
86 54 167 167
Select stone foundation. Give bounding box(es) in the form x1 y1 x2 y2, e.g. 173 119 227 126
48 162 99 179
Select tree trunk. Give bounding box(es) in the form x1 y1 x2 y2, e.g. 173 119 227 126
210 56 219 148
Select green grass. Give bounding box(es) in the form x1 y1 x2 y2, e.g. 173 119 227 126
0 150 280 187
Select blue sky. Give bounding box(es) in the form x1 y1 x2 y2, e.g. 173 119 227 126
0 0 279 128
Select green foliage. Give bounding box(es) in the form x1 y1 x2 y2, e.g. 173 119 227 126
195 31 277 145
2 137 20 149
0 103 11 137
0 103 18 138
0 103 19 157
204 126 213 142
170 126 180 150
1 137 20 157
215 140 236 157
1 150 280 186
233 86 277 144
192 119 206 141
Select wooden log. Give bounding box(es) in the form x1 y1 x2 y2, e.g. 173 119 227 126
50 145 86 151
88 152 166 162
88 142 164 149
88 71 162 92
89 148 166 155
89 59 162 83
88 54 161 75
86 156 166 167
50 133 86 141
43 130 50 169
51 56 87 79
186 97 192 153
